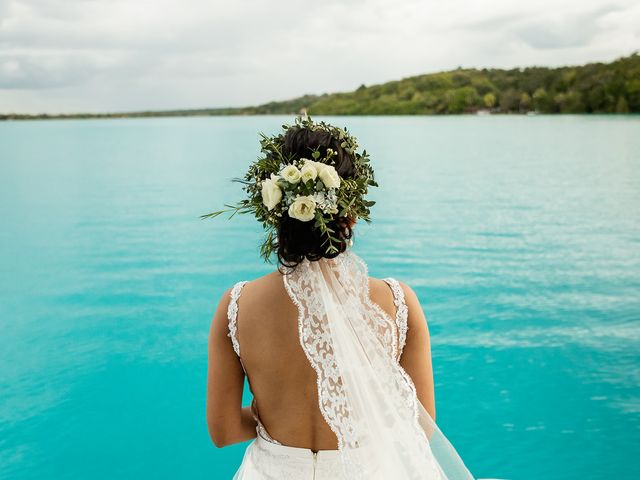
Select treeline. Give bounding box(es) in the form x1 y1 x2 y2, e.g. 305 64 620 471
2 52 638 120
292 52 640 115
0 107 241 121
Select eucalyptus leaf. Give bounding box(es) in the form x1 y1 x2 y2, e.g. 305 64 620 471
200 115 377 262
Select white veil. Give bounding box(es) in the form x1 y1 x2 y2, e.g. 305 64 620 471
281 250 475 480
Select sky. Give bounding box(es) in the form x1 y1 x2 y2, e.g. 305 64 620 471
0 0 638 114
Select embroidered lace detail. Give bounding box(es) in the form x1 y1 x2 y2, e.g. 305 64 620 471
233 252 474 479
383 277 409 359
282 251 423 477
283 263 357 452
227 280 248 357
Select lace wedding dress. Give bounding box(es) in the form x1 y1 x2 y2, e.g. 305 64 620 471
227 251 474 480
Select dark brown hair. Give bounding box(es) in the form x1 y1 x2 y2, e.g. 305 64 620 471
276 126 355 269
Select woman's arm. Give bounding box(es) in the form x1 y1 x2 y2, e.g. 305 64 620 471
206 288 257 447
398 282 436 421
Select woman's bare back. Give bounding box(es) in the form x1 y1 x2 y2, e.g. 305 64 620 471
233 271 402 451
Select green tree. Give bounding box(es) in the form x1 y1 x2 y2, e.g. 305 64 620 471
483 92 497 108
398 84 416 101
532 87 553 112
499 89 520 112
445 86 480 113
625 78 640 111
562 91 586 113
616 96 630 113
472 76 496 95
587 85 606 112
519 92 532 112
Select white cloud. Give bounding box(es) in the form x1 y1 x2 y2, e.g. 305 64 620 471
0 0 638 113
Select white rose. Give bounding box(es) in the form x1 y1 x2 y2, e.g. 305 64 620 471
288 195 316 222
300 160 318 183
318 164 341 189
261 177 282 210
280 164 302 184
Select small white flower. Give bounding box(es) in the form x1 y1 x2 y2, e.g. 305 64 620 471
314 189 339 214
261 176 282 210
280 164 302 184
288 195 316 222
318 164 341 189
300 160 318 183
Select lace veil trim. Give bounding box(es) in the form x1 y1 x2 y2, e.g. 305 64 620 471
282 251 432 478
232 252 474 480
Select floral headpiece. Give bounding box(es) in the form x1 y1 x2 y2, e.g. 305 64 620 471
202 116 377 262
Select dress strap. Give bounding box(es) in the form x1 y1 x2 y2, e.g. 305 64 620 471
383 278 408 359
227 280 281 446
227 281 248 357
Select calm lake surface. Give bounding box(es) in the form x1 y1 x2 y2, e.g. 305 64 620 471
1 115 638 480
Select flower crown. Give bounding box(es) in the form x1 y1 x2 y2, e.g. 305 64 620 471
202 116 377 262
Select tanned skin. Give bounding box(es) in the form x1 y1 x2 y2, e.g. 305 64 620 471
206 270 435 450
207 222 435 452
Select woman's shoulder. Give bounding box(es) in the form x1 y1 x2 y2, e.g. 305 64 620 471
220 271 420 317
221 270 292 316
369 276 415 300
215 272 277 313
222 271 282 295
369 276 424 325
239 270 284 296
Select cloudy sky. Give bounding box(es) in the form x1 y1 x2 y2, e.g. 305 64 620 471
1 0 638 114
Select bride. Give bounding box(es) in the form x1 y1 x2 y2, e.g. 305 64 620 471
204 117 475 479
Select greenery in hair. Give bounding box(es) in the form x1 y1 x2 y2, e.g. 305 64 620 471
201 116 377 262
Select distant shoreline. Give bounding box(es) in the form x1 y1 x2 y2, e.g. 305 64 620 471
1 111 638 122
3 51 638 121
0 110 247 121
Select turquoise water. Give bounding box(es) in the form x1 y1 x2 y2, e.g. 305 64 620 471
1 115 638 479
